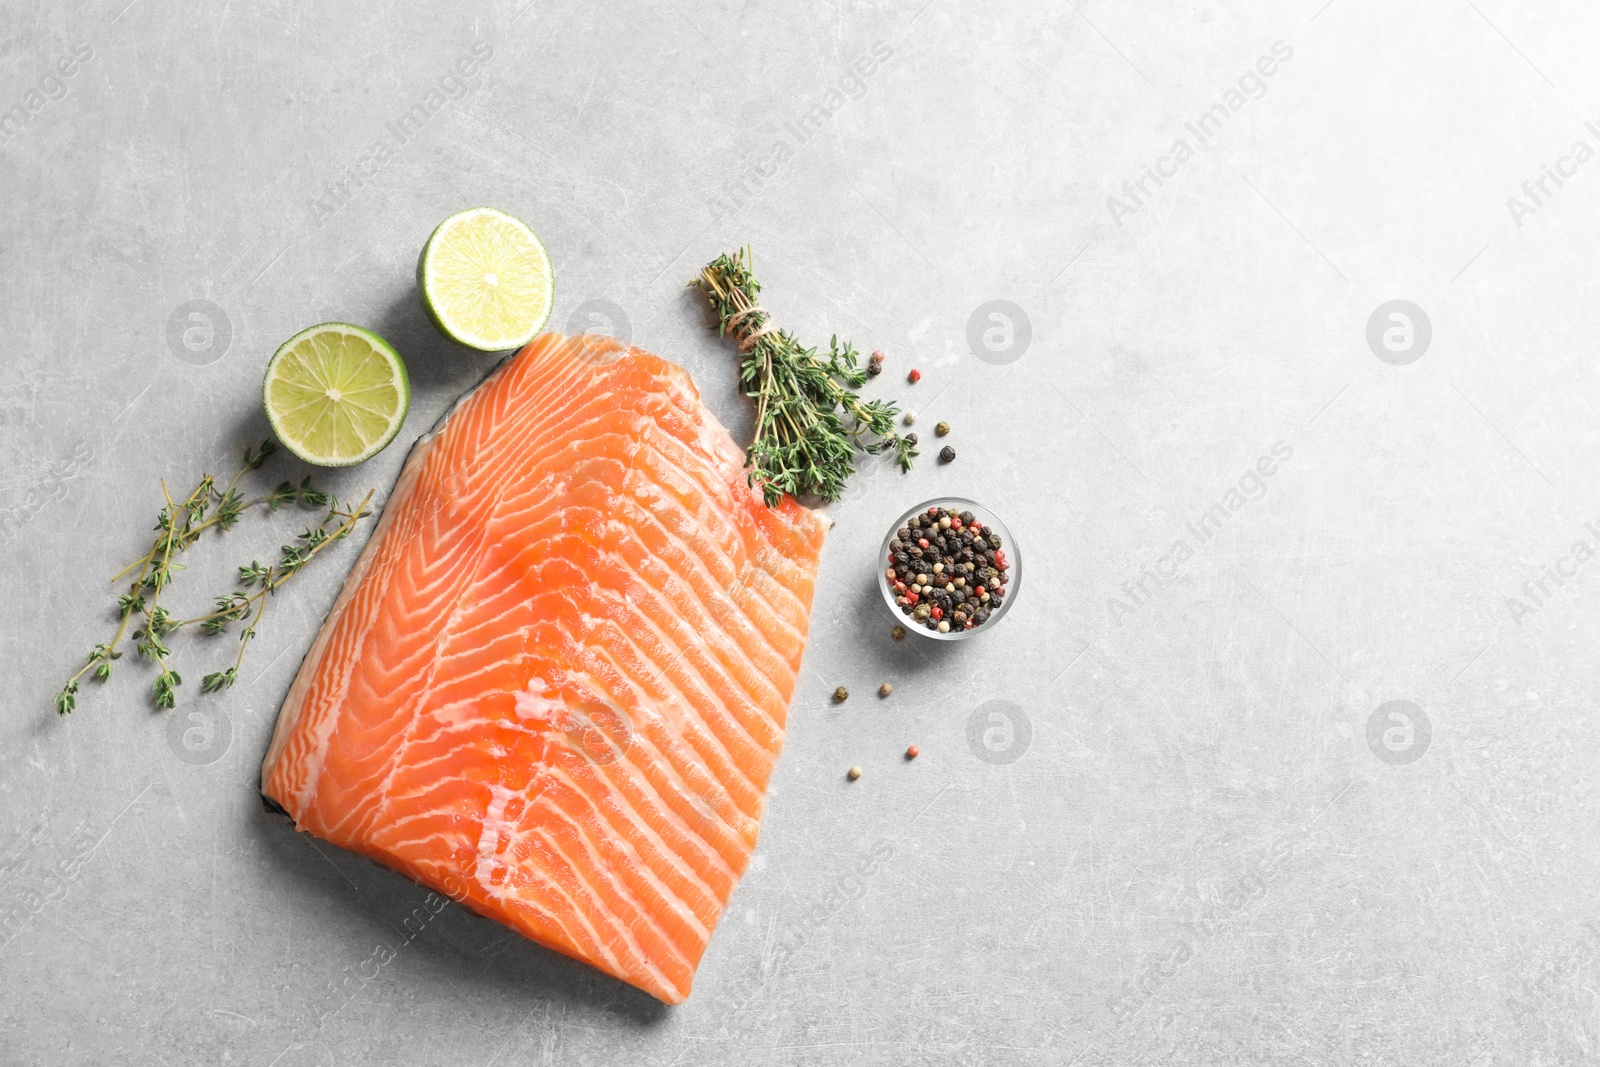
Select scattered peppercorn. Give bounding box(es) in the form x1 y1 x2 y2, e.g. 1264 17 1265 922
905 745 920 759
904 433 918 447
878 683 893 698
847 765 863 781
833 686 849 703
935 421 951 437
903 411 917 426
891 625 906 641
907 369 921 383
939 446 956 463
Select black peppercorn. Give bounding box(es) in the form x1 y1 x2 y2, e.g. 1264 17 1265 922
904 432 918 447
939 445 955 463
959 511 975 525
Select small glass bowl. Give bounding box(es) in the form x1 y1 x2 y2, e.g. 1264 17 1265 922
877 497 1020 641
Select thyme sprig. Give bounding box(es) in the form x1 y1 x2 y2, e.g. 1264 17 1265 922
193 490 374 694
105 441 301 584
55 441 373 714
696 247 916 506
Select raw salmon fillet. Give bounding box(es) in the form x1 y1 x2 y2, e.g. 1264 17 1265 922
261 333 828 1004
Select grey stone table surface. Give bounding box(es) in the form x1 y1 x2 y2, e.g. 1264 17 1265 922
3 0 1599 1063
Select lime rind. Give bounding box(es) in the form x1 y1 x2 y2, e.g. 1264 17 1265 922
418 207 554 352
263 323 410 467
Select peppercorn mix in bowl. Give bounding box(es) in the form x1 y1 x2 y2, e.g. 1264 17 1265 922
879 498 1018 641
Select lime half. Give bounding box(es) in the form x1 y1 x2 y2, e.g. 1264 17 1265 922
263 323 410 467
418 207 553 351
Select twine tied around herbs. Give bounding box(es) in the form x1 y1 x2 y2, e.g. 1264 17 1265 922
725 303 782 353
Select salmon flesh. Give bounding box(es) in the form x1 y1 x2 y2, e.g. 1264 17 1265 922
260 333 828 1004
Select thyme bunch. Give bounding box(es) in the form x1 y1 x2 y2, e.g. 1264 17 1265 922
54 441 372 714
696 247 917 506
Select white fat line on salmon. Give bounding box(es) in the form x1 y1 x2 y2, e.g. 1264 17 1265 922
529 710 736 915
468 780 689 991
710 839 895 1018
514 769 723 959
511 675 636 766
443 604 761 860
310 875 465 1029
433 677 733 935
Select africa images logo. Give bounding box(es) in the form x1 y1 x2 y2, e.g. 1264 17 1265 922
166 299 233 366
307 41 494 227
1504 119 1600 229
1108 442 1293 625
966 700 1031 765
0 42 94 148
1365 300 1431 366
966 300 1032 366
1502 519 1600 627
1366 700 1430 766
1106 40 1294 228
706 42 893 221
